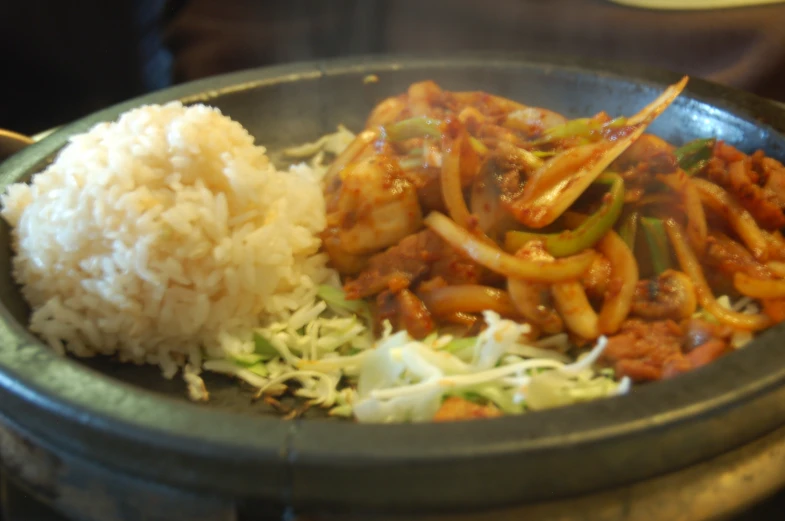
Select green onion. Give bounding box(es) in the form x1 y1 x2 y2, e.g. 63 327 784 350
504 173 625 257
384 116 442 141
538 116 627 143
673 138 715 176
641 217 672 275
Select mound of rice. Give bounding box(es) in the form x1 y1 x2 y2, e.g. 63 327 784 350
1 102 331 377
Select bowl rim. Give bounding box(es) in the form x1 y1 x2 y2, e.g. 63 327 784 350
2 52 785 510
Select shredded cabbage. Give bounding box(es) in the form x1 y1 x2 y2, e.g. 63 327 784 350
350 311 628 423
202 289 629 422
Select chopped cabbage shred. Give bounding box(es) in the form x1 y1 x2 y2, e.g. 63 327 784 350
204 285 630 423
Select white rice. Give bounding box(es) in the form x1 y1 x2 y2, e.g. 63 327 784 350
1 102 332 378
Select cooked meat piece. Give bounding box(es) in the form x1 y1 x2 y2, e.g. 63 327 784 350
398 290 434 338
324 155 423 258
470 144 529 237
705 142 785 230
602 319 730 382
344 229 482 299
583 253 612 301
433 397 502 422
630 270 697 321
374 289 434 338
682 318 733 351
404 166 446 213
752 150 785 204
602 319 687 382
685 339 730 370
703 233 773 286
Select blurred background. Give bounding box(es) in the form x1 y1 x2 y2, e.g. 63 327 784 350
3 0 785 134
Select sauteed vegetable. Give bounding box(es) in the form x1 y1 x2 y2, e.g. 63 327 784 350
307 78 785 420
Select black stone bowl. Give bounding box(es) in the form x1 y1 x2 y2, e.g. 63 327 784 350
1 54 785 519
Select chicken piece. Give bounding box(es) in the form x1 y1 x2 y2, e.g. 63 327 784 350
705 142 785 230
703 232 772 281
433 397 502 422
470 143 530 238
630 270 697 321
602 319 729 382
325 155 423 258
583 253 612 301
682 318 733 351
344 229 482 299
375 289 434 339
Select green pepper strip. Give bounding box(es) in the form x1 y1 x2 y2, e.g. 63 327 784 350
538 116 627 143
384 116 487 155
618 211 640 251
504 173 625 257
673 138 716 176
640 217 672 275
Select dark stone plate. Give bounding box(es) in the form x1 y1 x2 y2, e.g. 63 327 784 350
1 54 785 517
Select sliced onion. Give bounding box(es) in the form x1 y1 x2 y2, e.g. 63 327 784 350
767 261 785 278
692 178 769 261
658 172 707 253
665 219 771 331
441 120 473 227
627 76 689 126
597 230 639 335
420 285 520 318
734 273 785 299
425 212 594 283
324 129 378 187
552 282 600 340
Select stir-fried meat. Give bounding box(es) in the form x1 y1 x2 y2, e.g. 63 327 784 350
683 317 733 351
754 151 785 206
469 143 530 237
375 289 434 339
705 142 785 230
344 229 482 300
324 155 423 261
630 270 697 321
433 397 502 422
403 166 446 213
703 232 773 281
583 253 612 301
602 318 731 382
326 79 785 410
